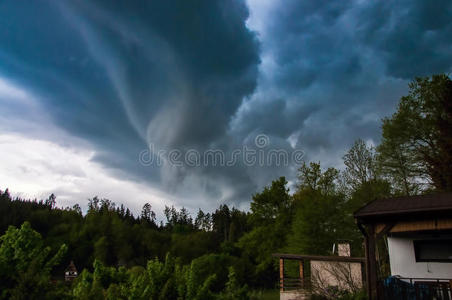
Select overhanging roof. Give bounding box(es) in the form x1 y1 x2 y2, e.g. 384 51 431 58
354 192 452 223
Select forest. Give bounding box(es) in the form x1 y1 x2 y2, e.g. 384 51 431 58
0 74 451 299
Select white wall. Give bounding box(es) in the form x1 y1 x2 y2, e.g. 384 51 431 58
388 237 452 279
311 261 363 291
280 291 310 300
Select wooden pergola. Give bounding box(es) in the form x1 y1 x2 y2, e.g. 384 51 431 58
272 253 365 292
354 193 452 300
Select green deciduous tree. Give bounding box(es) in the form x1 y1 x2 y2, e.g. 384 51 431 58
0 222 67 300
287 163 347 255
249 176 292 225
298 162 339 196
218 267 248 300
378 74 452 193
343 139 379 190
237 177 292 286
342 139 392 210
72 254 218 300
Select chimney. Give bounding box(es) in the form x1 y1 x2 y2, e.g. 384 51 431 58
338 243 351 257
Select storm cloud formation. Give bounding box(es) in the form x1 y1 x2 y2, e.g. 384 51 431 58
0 0 451 211
237 0 452 166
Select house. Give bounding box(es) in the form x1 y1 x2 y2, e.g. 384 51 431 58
64 261 78 282
355 193 452 300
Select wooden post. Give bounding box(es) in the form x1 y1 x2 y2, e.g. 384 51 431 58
280 258 284 292
365 224 377 300
299 260 304 289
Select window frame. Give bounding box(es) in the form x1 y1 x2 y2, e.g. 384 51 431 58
413 239 452 263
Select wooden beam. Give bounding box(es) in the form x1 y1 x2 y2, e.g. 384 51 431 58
364 233 371 299
272 253 365 263
376 222 395 240
366 224 378 300
299 260 304 289
280 258 284 292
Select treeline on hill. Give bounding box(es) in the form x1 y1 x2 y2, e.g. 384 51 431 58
0 74 451 300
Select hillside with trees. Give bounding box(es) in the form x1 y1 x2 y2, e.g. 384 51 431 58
0 74 451 299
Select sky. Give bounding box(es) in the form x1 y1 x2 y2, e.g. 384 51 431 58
0 0 451 216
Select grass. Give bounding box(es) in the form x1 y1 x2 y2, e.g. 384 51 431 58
249 289 279 300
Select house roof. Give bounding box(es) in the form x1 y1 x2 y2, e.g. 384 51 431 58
65 261 77 273
354 192 452 222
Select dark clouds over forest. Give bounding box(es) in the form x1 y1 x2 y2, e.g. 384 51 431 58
0 0 451 212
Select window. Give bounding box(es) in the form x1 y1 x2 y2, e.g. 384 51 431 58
414 240 452 263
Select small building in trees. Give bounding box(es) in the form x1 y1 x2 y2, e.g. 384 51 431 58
355 193 452 300
64 261 78 282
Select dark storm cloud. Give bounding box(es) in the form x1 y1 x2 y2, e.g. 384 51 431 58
355 0 452 79
1 0 452 209
234 0 452 167
0 0 260 206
